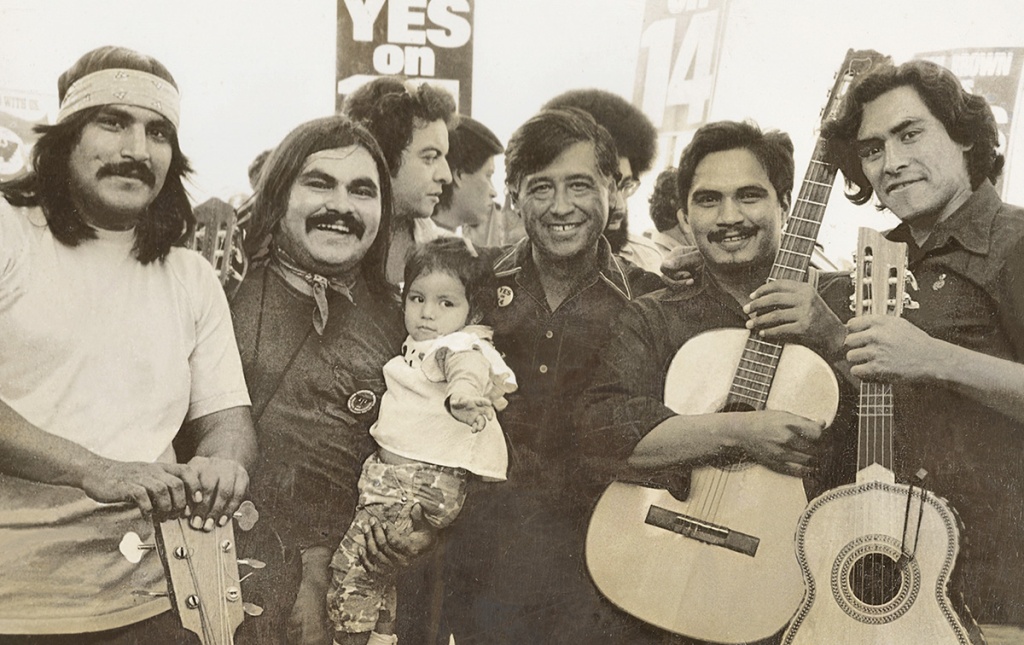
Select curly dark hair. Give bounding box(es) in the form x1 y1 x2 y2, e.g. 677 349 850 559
648 167 681 232
677 120 794 214
342 77 458 177
542 88 657 176
402 237 494 322
0 46 193 264
245 115 394 296
822 59 1004 205
505 107 619 198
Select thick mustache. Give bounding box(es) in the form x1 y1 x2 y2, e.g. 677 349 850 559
97 162 156 187
707 225 758 243
306 209 367 239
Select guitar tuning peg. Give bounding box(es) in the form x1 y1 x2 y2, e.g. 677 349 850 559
243 602 265 617
905 269 919 292
234 501 259 532
903 292 920 310
119 532 156 564
238 558 266 570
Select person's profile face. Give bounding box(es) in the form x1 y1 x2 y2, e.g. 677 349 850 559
393 118 453 219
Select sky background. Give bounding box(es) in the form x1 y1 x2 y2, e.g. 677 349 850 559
2 0 1023 264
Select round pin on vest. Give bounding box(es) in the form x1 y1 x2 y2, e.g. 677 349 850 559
347 389 377 414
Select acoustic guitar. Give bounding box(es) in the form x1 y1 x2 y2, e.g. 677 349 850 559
781 228 971 645
585 49 888 643
120 501 264 644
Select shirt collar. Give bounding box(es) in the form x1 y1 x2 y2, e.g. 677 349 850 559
492 236 634 301
888 180 1000 257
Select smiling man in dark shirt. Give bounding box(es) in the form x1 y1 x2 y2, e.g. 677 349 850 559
436 108 665 644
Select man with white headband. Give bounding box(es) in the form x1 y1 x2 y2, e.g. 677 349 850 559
0 46 255 642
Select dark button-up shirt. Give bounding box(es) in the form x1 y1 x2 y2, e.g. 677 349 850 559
577 270 858 499
886 181 1024 624
445 238 663 603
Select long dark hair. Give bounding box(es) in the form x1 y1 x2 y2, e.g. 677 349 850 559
245 115 394 297
823 59 1004 205
0 45 195 264
1 110 194 264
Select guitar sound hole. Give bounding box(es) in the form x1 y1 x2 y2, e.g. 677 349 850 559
849 552 903 606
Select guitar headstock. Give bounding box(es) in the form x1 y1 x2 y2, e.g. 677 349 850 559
120 501 263 645
819 49 892 127
854 227 910 318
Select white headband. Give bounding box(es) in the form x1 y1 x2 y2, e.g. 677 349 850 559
56 68 181 128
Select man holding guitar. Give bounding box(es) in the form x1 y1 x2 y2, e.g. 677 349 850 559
0 47 256 643
579 119 858 644
823 59 1024 644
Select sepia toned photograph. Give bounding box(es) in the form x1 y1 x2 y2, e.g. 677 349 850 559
0 1 1022 643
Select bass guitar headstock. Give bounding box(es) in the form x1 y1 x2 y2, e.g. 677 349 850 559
119 500 264 645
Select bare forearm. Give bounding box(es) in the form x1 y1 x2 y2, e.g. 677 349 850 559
187 406 257 472
301 545 334 586
0 399 106 489
627 413 738 471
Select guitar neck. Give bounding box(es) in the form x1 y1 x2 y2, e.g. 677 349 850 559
726 52 890 415
853 227 910 482
768 140 837 284
726 336 783 411
858 381 894 473
726 125 839 413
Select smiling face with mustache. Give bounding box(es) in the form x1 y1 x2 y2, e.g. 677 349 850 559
276 145 383 277
68 104 173 230
684 147 787 280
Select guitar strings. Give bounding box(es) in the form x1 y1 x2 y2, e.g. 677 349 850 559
169 518 233 644
854 252 902 604
690 145 833 525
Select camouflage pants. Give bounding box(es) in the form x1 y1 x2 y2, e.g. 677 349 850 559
327 453 468 634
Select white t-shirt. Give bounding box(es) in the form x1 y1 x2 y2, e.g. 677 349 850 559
0 200 250 633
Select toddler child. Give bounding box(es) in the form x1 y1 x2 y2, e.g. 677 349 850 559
327 237 516 645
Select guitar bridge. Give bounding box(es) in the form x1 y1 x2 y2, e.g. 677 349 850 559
645 505 759 557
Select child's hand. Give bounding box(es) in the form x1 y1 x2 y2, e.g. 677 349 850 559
448 394 494 432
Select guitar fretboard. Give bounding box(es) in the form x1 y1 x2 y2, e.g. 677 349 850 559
767 143 837 284
727 138 838 410
858 381 894 471
730 338 784 409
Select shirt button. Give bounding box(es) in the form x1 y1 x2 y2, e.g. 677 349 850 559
539 365 548 374
545 330 554 339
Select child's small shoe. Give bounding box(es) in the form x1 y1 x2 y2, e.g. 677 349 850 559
366 632 398 645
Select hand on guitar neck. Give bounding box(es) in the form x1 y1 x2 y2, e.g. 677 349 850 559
745 279 849 361
81 454 250 531
120 500 264 645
